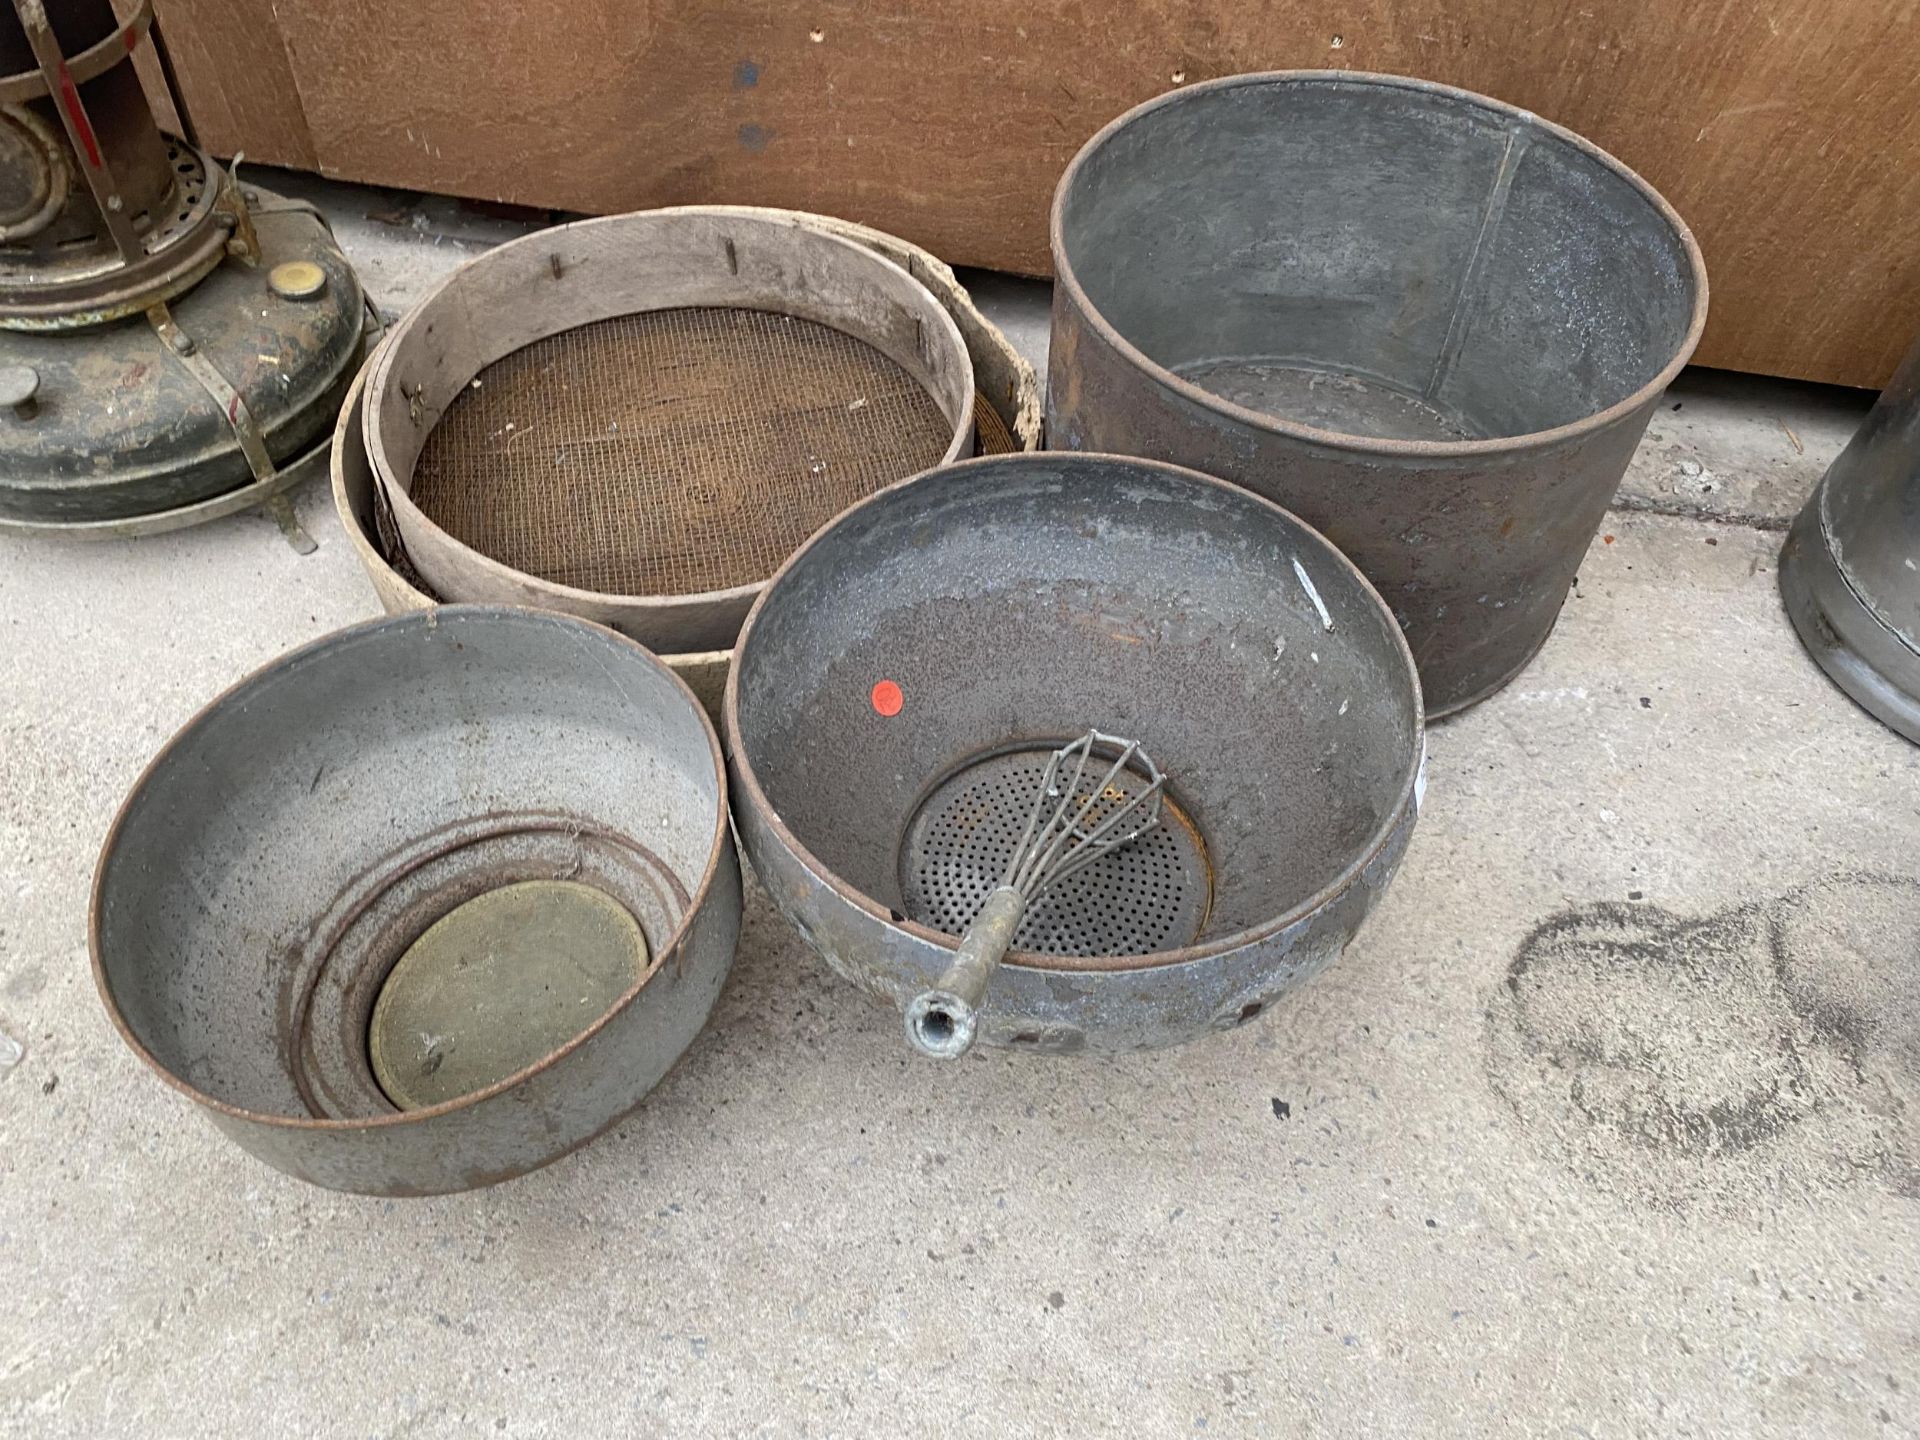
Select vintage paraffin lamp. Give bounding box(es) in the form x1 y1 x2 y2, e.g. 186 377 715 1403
0 0 369 543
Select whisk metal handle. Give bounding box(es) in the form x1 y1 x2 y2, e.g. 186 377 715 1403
905 885 1025 1059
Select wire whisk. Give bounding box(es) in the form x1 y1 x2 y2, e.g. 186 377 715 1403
905 730 1165 1058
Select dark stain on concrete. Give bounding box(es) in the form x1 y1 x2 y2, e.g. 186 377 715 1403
1485 873 1920 1208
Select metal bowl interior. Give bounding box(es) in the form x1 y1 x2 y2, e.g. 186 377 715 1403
729 453 1423 967
1054 71 1706 450
93 608 731 1142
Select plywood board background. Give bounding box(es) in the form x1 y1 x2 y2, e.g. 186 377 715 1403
148 0 1920 387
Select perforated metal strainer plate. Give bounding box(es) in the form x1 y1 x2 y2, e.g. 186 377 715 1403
408 306 956 597
898 747 1213 958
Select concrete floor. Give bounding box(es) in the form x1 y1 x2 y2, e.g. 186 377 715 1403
2 175 1917 1438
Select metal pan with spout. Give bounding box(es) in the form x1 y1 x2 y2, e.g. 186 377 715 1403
726 452 1425 1054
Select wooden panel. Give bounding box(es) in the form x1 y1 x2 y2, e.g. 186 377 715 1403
157 0 1920 387
148 0 317 170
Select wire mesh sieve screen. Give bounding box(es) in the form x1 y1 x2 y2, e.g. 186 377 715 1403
410 306 956 596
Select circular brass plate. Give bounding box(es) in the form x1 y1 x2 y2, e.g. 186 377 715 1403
368 879 649 1111
268 259 328 300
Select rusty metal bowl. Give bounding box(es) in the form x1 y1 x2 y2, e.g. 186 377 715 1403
1049 71 1709 714
726 452 1424 1053
92 606 741 1195
362 208 977 656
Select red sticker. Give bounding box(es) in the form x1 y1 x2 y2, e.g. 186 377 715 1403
870 679 903 717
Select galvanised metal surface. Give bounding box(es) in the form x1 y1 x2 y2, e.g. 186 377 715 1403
1780 331 1920 743
91 607 742 1195
1048 71 1709 716
725 453 1424 1053
0 196 366 527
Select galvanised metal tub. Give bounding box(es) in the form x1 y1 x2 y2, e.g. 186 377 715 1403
1779 329 1920 743
1049 71 1709 714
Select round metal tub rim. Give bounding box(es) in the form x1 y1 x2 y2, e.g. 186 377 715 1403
89 604 735 1134
1051 69 1711 460
723 450 1426 976
362 210 976 638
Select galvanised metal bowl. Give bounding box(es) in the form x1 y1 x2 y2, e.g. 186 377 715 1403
92 606 741 1195
726 453 1424 1053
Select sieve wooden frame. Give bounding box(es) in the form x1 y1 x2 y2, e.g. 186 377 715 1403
364 209 976 655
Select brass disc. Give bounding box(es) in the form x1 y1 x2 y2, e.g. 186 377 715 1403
268 259 328 300
368 879 649 1111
